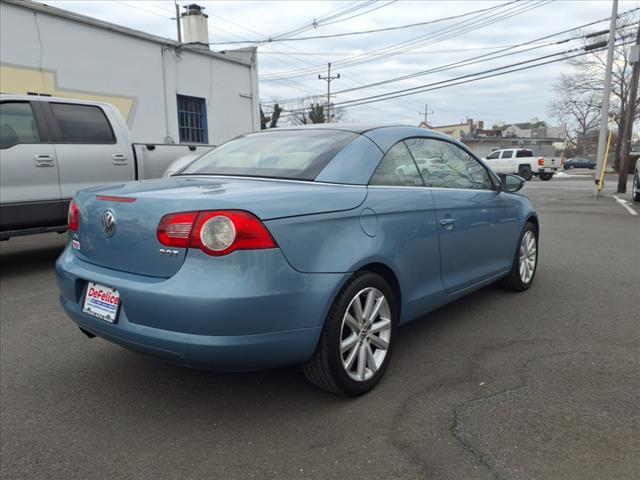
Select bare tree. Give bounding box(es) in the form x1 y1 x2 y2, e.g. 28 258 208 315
549 74 601 156
556 18 640 167
286 96 346 125
259 103 284 130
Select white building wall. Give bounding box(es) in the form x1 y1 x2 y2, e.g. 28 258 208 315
0 0 259 144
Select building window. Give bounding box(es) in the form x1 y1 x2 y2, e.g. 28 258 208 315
177 95 208 143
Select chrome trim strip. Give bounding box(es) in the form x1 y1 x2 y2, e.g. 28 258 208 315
367 185 497 193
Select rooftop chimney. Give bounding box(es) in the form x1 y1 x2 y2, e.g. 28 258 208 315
181 4 209 48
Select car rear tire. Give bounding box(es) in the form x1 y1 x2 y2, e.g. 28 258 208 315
302 271 396 396
633 171 640 202
539 172 554 181
518 165 533 181
499 222 538 292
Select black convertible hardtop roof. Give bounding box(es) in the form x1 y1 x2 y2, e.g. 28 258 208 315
256 124 406 135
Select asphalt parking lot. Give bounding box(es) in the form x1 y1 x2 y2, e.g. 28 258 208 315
1 174 639 480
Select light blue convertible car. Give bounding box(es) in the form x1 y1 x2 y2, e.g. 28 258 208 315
56 125 538 396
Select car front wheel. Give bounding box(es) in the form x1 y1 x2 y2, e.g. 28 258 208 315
499 222 538 292
302 272 396 396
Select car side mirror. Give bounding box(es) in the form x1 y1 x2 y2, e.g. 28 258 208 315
500 173 525 193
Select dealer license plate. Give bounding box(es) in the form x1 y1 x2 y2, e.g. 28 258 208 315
82 282 120 323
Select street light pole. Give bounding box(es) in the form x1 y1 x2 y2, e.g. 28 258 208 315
616 25 640 193
594 0 618 197
318 62 340 123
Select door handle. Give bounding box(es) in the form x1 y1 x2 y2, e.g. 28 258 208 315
112 153 128 164
34 154 55 167
439 216 456 230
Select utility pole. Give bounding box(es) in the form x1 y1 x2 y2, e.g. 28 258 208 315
419 103 434 126
318 62 340 123
617 25 640 193
175 1 182 43
594 0 618 197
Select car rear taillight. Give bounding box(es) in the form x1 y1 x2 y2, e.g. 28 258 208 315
561 158 565 166
157 210 277 256
537 158 544 166
157 212 198 248
68 200 80 232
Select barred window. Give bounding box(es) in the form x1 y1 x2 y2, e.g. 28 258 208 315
177 95 208 143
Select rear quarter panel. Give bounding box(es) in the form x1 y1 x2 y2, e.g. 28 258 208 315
266 186 444 324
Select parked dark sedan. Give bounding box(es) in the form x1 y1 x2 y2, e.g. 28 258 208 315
564 157 596 169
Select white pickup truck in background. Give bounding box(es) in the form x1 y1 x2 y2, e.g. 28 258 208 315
483 148 562 181
0 95 216 239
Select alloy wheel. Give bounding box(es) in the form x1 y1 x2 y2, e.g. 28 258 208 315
519 230 537 284
340 287 392 382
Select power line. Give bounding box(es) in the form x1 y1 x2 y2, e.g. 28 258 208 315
200 3 419 114
269 1 387 41
210 0 518 45
277 37 634 117
315 1 398 28
253 44 557 55
261 12 639 105
115 1 173 19
260 0 525 78
260 1 548 81
200 4 413 111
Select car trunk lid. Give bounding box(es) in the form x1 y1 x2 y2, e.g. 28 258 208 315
72 176 366 278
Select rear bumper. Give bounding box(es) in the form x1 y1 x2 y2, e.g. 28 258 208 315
56 246 348 370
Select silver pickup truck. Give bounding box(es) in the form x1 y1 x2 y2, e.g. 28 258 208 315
0 95 215 239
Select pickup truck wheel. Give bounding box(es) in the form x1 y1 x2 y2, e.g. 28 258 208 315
518 165 533 181
539 172 554 181
499 222 538 292
302 272 396 396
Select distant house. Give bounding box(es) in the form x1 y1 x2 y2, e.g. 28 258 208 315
496 121 564 141
426 119 478 140
463 137 559 159
424 118 565 157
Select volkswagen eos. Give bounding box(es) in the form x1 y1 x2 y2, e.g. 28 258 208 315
56 125 539 396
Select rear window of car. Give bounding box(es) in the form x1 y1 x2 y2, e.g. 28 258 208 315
50 103 115 144
516 149 533 158
180 130 358 180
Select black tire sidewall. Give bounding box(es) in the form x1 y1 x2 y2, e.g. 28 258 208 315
510 222 539 291
519 166 533 181
324 272 397 396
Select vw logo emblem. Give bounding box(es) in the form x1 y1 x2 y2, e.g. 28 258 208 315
101 210 117 237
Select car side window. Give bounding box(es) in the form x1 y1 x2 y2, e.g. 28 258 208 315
501 150 514 159
405 137 493 190
49 103 115 144
0 102 41 149
516 149 533 158
369 142 424 187
486 151 500 160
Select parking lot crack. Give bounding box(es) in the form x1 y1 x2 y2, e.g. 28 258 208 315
450 350 592 480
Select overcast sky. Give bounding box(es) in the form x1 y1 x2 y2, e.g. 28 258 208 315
36 0 640 127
